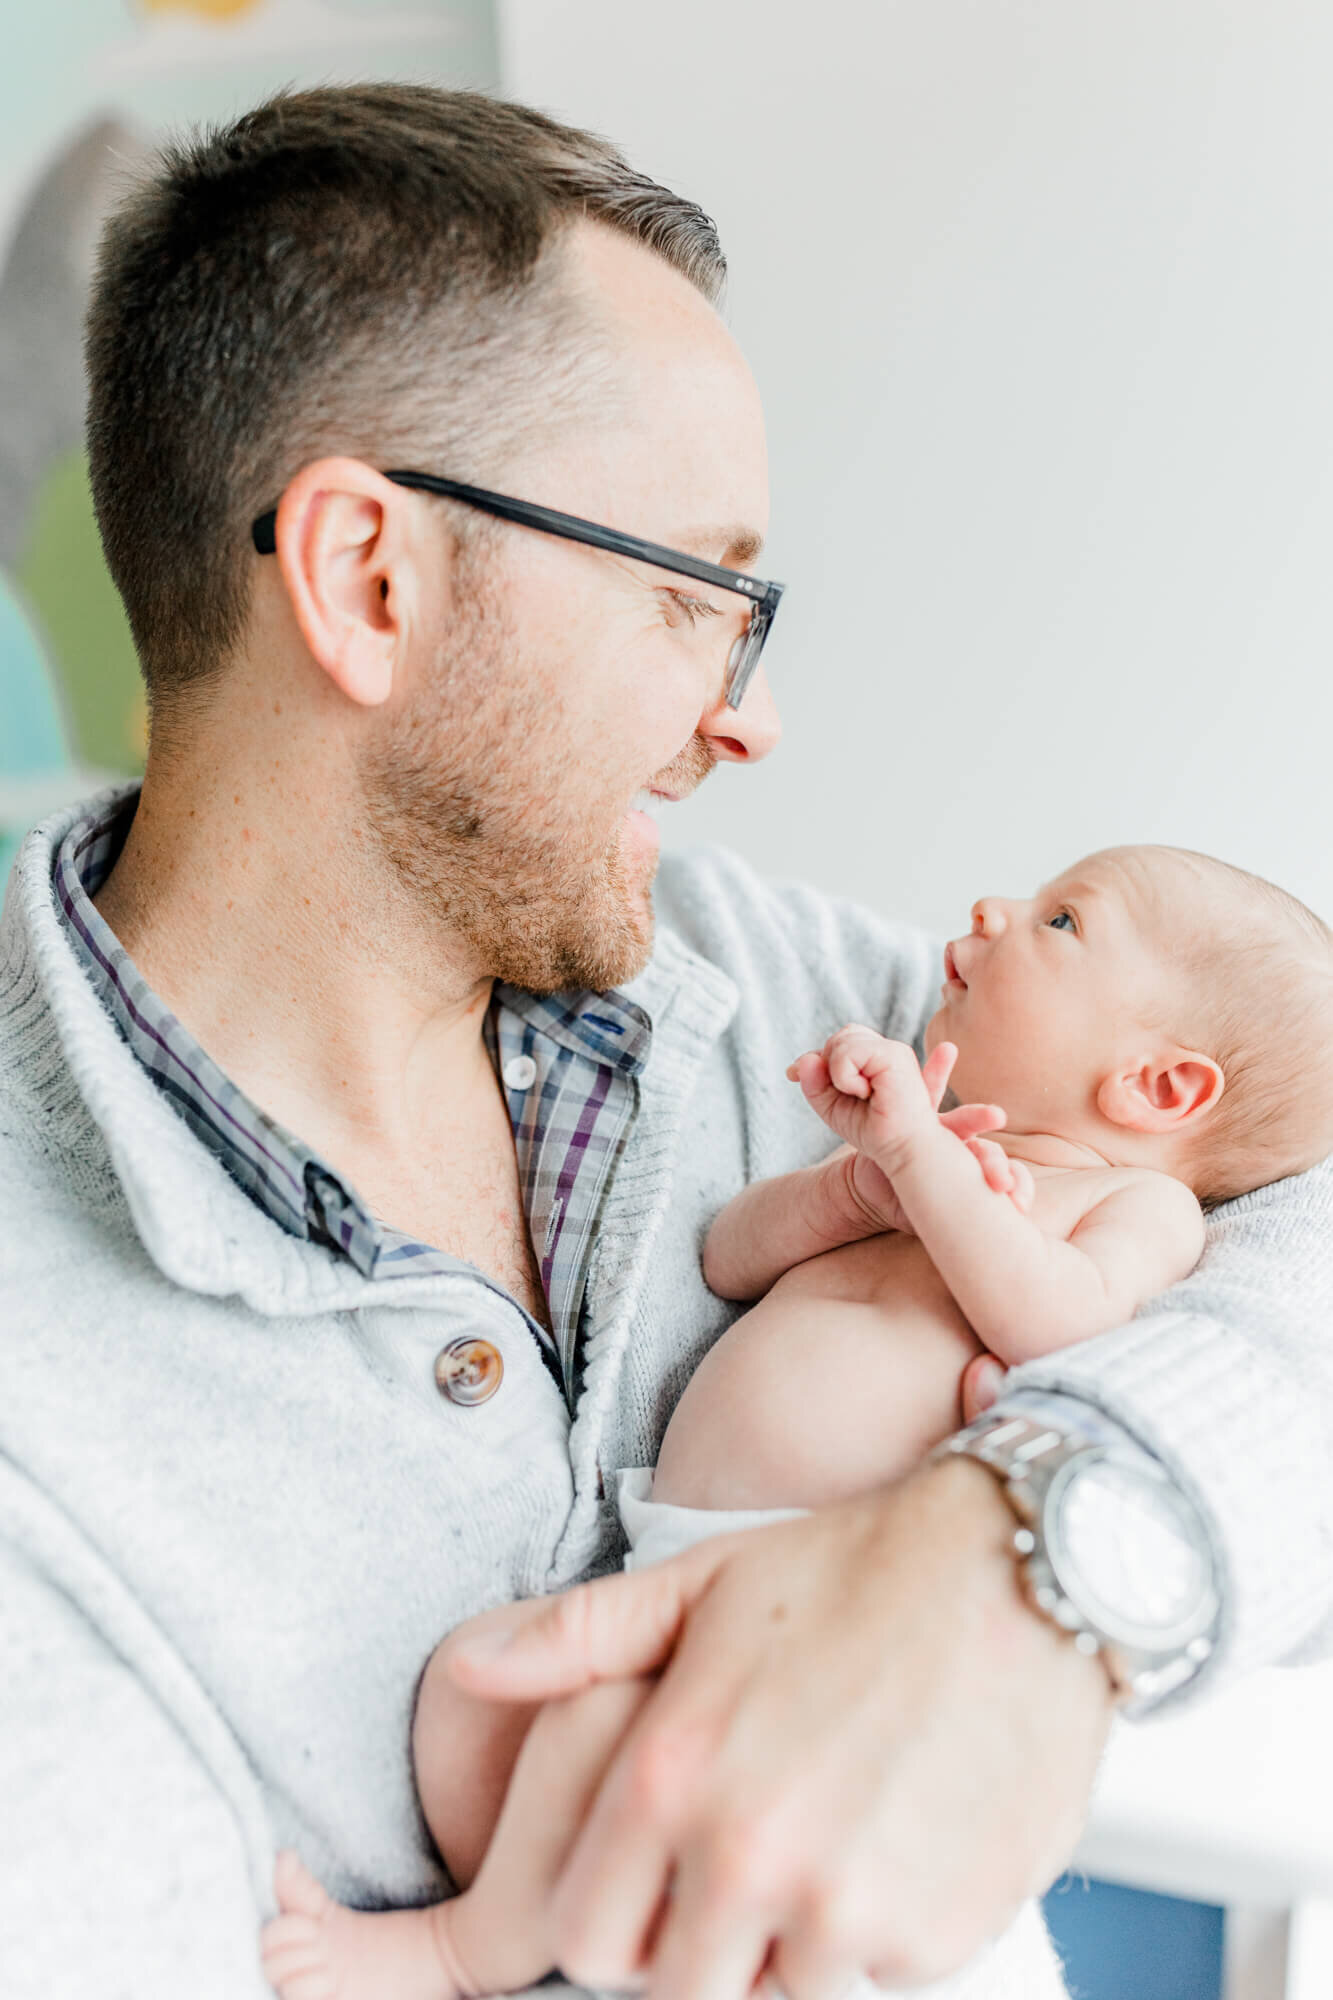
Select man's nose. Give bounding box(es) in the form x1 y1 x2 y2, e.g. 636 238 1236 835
970 896 1009 938
699 662 782 765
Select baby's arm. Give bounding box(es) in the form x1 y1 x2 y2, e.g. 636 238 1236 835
704 1043 1021 1300
703 1145 905 1300
795 1028 1205 1363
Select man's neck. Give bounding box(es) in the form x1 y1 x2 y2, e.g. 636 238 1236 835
93 752 500 1172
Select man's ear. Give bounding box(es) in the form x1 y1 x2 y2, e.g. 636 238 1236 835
271 458 418 708
1097 1048 1225 1134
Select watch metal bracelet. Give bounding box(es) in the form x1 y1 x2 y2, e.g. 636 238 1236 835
932 1411 1219 1710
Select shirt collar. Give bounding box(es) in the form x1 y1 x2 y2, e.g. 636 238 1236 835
52 791 650 1282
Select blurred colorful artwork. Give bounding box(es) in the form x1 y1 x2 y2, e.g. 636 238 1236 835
0 0 498 886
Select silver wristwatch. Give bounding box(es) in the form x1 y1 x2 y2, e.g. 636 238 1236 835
933 1409 1220 1712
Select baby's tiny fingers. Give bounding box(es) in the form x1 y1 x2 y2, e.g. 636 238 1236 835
791 1051 832 1099
920 1040 958 1110
273 1849 331 1920
960 1355 1007 1423
967 1135 1011 1192
1009 1159 1036 1213
942 1101 1006 1143
827 1046 872 1097
259 1916 336 2000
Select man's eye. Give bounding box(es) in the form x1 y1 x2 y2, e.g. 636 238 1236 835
1047 910 1076 932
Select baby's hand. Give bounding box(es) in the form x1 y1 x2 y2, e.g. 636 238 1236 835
789 1028 948 1174
788 1029 1033 1214
966 1135 1036 1216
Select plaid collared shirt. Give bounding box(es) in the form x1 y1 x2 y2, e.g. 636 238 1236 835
54 797 650 1402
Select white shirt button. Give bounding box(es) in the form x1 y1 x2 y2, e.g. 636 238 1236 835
503 1054 538 1091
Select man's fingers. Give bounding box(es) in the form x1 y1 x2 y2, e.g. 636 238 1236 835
768 1932 864 2000
442 1537 739 1698
643 1845 774 2000
548 1703 686 1987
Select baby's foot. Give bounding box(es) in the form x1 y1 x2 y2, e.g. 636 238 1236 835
260 1850 471 2000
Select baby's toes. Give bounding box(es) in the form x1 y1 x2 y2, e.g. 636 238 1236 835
259 1911 337 2000
274 1848 333 1919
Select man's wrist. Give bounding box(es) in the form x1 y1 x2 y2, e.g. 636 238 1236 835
990 1387 1163 1457
938 1397 1223 1712
913 1451 1120 1705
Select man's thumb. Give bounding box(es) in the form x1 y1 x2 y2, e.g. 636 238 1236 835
441 1539 727 1700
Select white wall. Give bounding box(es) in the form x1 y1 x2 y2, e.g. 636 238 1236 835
501 1 1333 937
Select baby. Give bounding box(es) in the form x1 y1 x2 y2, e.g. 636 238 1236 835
260 844 1333 2000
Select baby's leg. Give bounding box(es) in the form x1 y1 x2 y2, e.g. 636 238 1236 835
261 1677 654 2000
413 1644 542 1890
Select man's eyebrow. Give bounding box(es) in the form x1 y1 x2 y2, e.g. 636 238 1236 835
675 524 767 571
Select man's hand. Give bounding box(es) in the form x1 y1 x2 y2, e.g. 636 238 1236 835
441 1459 1115 1998
790 1029 1034 1218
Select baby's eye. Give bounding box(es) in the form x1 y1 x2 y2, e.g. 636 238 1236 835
664 590 721 628
1047 910 1076 932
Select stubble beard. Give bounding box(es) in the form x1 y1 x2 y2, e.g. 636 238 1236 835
360 576 698 996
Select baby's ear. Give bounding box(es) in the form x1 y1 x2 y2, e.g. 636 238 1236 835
1097 1048 1225 1134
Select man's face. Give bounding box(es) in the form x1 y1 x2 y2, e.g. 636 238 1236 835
362 222 778 994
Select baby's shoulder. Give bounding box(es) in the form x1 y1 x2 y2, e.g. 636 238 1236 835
1032 1162 1202 1244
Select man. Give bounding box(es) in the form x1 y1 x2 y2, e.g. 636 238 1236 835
2 83 1330 2000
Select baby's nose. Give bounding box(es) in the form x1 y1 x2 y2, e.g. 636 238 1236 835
970 896 1007 938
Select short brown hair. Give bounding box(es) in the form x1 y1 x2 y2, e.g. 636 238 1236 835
84 84 726 704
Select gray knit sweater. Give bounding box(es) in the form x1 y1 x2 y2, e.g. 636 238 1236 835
3 790 1332 1999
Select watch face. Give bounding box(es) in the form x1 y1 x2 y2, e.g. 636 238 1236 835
1046 1455 1216 1650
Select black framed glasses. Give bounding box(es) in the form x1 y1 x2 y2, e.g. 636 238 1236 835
251 470 784 710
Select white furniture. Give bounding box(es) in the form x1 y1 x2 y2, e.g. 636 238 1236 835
1075 1659 1333 1999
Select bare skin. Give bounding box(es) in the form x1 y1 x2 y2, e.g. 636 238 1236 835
263 847 1221 2000
93 218 780 1314
259 1065 1026 1999
254 859 1229 2000
260 1682 655 2000
110 214 1122 1998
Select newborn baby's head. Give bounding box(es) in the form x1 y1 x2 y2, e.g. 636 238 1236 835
925 844 1333 1205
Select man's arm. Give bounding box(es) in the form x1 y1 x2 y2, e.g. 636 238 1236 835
1002 1147 1333 1686
1 1523 276 1999
586 853 1333 1994
441 1115 1333 2000
442 1455 1114 1997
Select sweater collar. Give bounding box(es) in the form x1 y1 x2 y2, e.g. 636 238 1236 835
2 782 737 1317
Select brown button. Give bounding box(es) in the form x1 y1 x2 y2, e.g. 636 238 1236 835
434 1338 504 1407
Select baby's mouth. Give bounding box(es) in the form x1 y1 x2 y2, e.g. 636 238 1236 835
944 942 968 989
